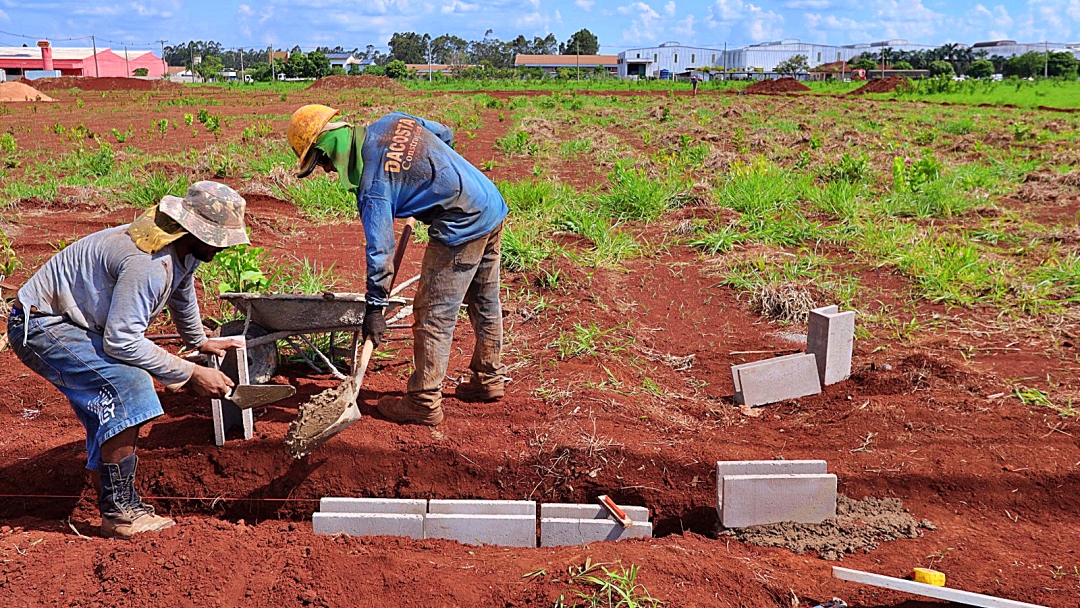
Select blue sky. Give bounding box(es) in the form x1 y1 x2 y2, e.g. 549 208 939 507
1 1 1078 53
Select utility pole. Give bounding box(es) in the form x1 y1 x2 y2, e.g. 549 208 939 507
124 46 130 77
576 39 580 81
1044 41 1049 79
724 42 727 81
880 46 885 79
270 46 276 81
190 41 195 82
240 47 244 83
91 35 100 76
157 39 167 78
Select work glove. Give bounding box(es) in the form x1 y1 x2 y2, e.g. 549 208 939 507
363 304 387 346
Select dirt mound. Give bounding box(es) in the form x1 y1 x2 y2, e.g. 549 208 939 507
21 76 182 92
720 495 932 560
0 81 54 102
306 75 405 92
745 77 810 94
850 76 910 95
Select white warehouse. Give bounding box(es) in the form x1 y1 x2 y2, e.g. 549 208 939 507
618 42 724 78
971 40 1080 60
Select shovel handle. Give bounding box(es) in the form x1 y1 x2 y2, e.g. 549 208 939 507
352 218 415 387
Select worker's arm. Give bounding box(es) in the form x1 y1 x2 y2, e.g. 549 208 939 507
359 183 397 308
103 258 196 386
166 267 208 350
405 114 455 149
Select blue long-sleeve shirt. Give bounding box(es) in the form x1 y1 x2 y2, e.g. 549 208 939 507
357 112 508 306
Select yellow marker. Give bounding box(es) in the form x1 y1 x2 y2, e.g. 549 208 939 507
914 568 946 587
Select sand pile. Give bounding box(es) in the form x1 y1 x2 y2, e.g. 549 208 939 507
0 81 54 102
851 76 910 95
24 77 182 92
306 75 405 92
745 77 811 94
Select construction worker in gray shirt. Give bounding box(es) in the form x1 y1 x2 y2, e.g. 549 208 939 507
9 182 249 539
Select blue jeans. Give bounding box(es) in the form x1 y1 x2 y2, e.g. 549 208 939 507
8 309 163 471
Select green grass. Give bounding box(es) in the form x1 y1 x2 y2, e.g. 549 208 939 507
276 174 355 220
126 172 190 208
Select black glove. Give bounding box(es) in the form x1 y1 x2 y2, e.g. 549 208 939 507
363 304 386 346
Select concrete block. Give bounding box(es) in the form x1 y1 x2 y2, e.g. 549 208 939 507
716 461 827 516
732 353 821 407
540 503 649 521
807 306 856 386
720 473 837 528
424 514 536 547
428 499 535 516
320 497 427 514
313 512 424 538
540 518 653 547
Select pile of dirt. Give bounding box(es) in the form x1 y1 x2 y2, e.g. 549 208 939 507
719 495 932 560
745 77 811 94
0 81 54 102
306 75 405 92
21 77 182 92
850 76 910 95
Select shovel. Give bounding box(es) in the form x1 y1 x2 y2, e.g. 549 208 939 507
285 218 416 459
227 384 296 409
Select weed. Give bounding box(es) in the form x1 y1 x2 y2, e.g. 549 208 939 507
495 130 537 156
502 223 551 271
601 160 681 222
184 113 195 127
155 119 170 136
200 244 282 294
481 159 499 171
688 225 743 254
288 258 339 294
0 227 20 276
552 323 627 359
0 133 19 169
567 562 662 608
127 172 190 208
277 174 355 220
893 151 943 193
817 153 870 183
242 121 273 141
559 139 593 158
110 127 133 143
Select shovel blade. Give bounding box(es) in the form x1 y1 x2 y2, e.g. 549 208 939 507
284 378 363 458
229 384 296 409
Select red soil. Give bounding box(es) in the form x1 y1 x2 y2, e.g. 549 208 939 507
306 75 406 92
21 76 183 92
850 77 910 95
745 77 811 94
0 87 1077 608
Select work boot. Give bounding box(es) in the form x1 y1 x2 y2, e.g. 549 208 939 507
377 394 444 426
454 376 505 402
98 453 175 539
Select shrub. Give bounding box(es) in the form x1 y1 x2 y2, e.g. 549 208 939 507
929 60 955 77
966 59 995 79
385 60 408 79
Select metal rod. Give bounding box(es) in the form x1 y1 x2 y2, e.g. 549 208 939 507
297 334 347 380
390 274 420 297
283 337 323 373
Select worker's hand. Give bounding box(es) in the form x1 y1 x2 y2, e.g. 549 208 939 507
363 304 387 347
186 365 235 398
198 337 245 358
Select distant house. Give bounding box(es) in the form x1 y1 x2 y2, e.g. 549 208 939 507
405 63 475 75
514 54 618 76
326 52 369 70
0 41 166 78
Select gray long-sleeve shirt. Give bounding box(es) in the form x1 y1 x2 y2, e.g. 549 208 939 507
17 226 207 385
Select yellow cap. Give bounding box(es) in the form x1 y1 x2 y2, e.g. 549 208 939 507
913 568 946 587
286 104 340 176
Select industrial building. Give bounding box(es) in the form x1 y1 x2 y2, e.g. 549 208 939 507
514 54 618 76
971 40 1080 59
618 42 723 78
0 41 166 78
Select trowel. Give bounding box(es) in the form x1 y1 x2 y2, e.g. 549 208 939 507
284 218 415 459
227 384 296 409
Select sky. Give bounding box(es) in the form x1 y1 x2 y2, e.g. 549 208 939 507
1 0 1078 54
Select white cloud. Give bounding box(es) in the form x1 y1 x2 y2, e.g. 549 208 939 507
440 0 476 13
517 11 542 26
783 0 832 7
574 0 594 9
673 13 695 38
554 8 562 23
959 4 1013 41
0 8 7 20
705 0 784 42
664 1 675 15
73 4 123 15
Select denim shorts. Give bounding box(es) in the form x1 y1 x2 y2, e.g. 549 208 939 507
8 308 163 471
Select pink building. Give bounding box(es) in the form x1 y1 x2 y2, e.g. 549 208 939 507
0 42 166 78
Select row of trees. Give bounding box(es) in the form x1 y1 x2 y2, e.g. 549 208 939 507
850 44 1079 79
386 29 598 68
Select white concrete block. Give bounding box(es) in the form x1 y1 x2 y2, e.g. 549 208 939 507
540 503 649 521
540 518 653 546
320 497 427 514
427 499 535 516
733 353 821 407
312 512 424 538
424 514 536 547
715 461 827 516
807 306 856 386
721 473 837 528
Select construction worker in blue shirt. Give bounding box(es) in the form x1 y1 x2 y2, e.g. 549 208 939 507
286 105 509 426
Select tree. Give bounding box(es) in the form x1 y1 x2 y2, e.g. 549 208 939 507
929 60 954 77
775 54 808 76
132 67 149 77
364 64 387 76
330 66 346 76
966 59 995 79
560 29 599 55
1047 51 1079 78
892 61 913 70
385 59 408 79
347 63 362 76
850 56 877 71
431 34 469 65
305 50 331 78
388 32 430 64
193 55 224 81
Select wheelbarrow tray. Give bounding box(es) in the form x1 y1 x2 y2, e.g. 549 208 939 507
219 292 367 332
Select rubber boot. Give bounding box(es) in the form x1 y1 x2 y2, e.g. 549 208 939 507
454 376 505 403
377 394 444 426
99 453 175 539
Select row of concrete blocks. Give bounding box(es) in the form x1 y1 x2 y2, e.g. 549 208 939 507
716 460 837 529
732 305 856 407
312 498 653 547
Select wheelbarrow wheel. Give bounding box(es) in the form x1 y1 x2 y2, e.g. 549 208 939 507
215 320 278 384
